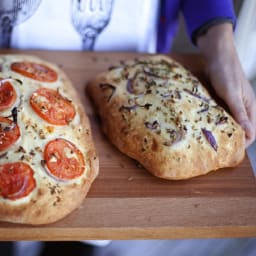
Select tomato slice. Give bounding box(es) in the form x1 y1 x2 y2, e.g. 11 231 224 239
30 87 75 125
11 62 58 82
0 79 17 111
0 162 36 200
44 138 85 180
0 117 20 151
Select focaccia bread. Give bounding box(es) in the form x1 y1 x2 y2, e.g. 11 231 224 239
87 55 245 180
0 54 98 224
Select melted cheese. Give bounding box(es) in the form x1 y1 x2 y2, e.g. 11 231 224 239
0 55 89 204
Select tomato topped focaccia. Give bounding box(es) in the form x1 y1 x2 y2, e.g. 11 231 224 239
87 55 245 180
0 55 98 224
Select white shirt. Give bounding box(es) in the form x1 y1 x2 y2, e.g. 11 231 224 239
10 0 159 53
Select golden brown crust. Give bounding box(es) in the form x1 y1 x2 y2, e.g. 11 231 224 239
0 54 98 224
87 55 245 180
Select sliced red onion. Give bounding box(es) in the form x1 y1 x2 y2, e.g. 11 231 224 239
126 79 134 94
160 89 181 99
201 128 218 151
160 92 171 98
184 88 210 103
126 74 146 95
197 104 209 113
99 83 116 102
144 120 160 130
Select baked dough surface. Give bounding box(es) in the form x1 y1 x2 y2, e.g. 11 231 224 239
0 54 98 224
87 55 245 180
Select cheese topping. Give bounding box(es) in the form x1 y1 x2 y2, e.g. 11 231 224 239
0 55 89 204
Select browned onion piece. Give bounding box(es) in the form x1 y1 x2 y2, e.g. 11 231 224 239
216 116 228 125
184 88 210 103
99 83 116 102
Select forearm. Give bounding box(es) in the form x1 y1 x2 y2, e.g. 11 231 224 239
197 23 238 71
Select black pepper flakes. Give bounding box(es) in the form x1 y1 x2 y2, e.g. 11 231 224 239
41 159 46 167
15 146 26 153
29 150 36 156
0 152 8 159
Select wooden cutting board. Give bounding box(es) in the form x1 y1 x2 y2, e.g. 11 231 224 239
0 50 255 240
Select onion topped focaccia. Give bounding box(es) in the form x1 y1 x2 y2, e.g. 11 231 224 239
87 55 245 180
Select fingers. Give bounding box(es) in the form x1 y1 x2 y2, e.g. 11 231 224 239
245 87 256 146
226 92 256 147
242 122 255 147
198 33 255 147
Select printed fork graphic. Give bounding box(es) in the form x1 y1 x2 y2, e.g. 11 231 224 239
0 0 42 48
71 0 114 51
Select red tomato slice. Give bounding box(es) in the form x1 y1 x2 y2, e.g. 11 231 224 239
0 79 17 111
0 162 36 200
11 62 58 82
30 87 75 125
0 117 20 151
44 138 85 180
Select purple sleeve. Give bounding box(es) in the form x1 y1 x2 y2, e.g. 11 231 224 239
156 0 180 53
181 0 236 43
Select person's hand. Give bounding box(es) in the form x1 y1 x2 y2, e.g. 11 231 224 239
197 23 256 147
206 50 256 147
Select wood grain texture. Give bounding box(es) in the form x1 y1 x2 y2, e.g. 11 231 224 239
0 50 255 240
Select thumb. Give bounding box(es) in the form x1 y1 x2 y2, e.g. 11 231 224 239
226 96 254 146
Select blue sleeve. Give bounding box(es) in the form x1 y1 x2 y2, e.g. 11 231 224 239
181 0 237 43
156 0 180 53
